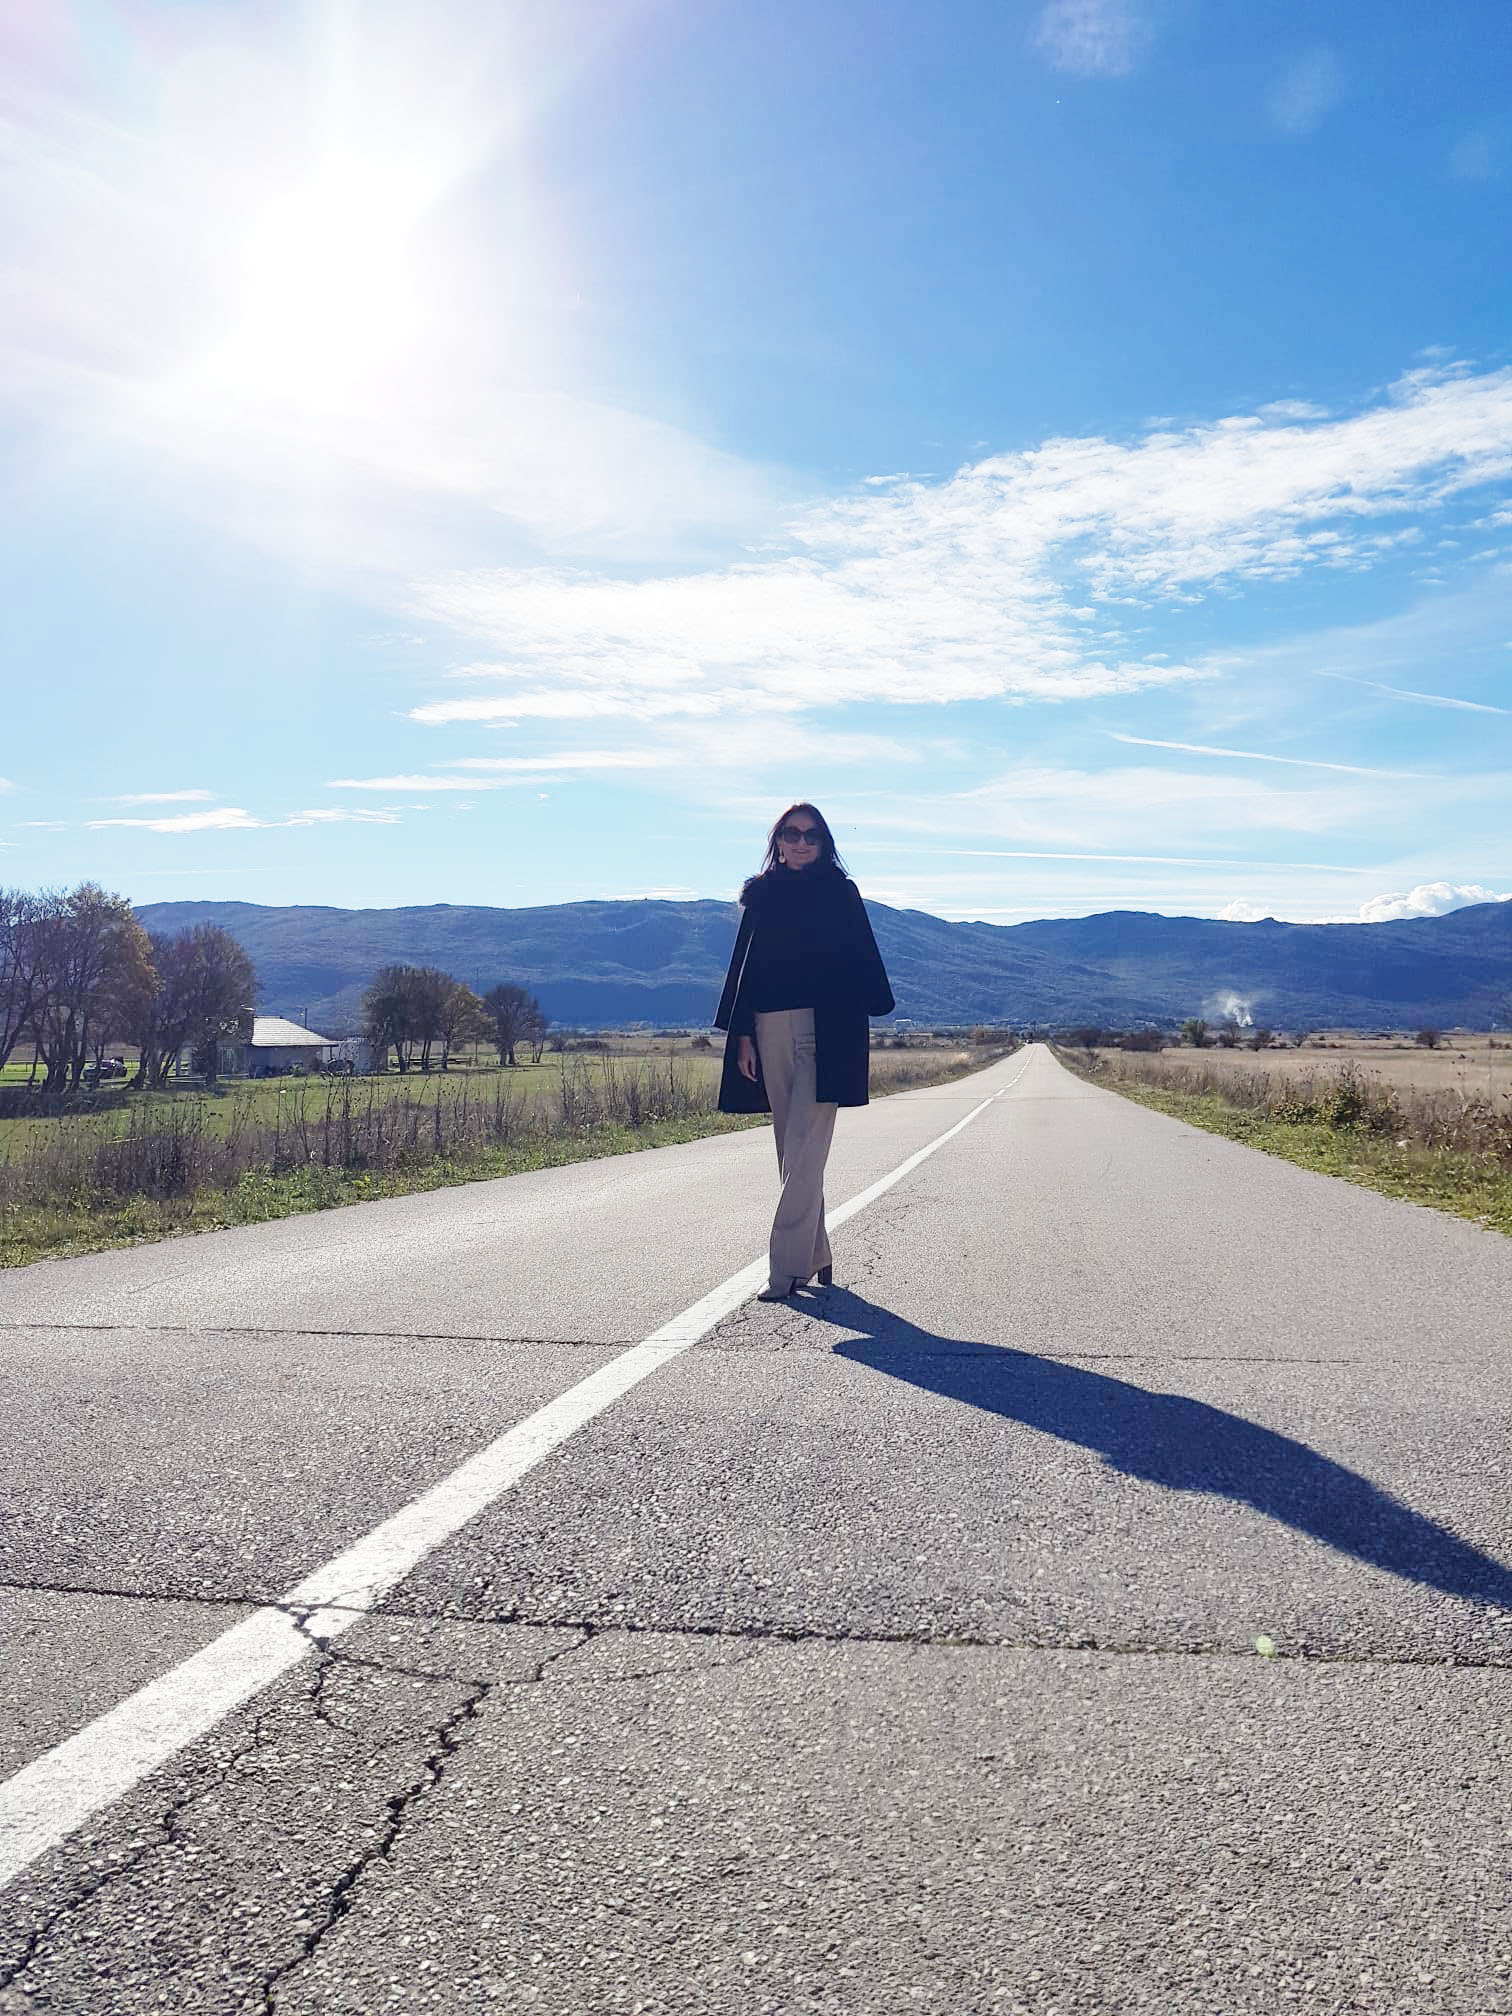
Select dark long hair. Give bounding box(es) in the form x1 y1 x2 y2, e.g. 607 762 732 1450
758 802 848 878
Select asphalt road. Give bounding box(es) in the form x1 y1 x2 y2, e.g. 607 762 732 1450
1 1044 1509 2014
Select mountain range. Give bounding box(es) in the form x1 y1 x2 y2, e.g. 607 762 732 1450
133 897 1512 1034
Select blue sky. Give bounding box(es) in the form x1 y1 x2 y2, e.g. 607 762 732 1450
3 0 1510 926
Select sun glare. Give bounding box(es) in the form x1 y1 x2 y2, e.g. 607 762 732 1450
209 158 427 409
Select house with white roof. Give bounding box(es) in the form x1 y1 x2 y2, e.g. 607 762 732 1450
178 1015 336 1079
238 1015 335 1076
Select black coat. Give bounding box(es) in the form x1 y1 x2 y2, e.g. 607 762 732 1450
713 869 895 1113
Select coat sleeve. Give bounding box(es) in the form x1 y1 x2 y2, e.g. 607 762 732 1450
712 908 756 1034
845 883 895 1017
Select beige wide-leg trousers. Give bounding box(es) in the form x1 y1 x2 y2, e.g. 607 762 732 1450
754 1007 838 1288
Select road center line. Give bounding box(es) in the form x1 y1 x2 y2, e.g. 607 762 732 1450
0 1054 1029 1890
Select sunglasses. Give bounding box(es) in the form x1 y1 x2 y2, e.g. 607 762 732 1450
779 824 822 845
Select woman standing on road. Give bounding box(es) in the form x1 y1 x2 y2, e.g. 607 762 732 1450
714 803 895 1301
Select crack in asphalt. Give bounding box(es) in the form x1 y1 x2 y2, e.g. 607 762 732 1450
0 1322 628 1349
0 1579 1505 1673
2 1317 1484 1369
3 1602 1509 1996
0 1615 595 2007
0 1709 276 1994
252 1622 591 2015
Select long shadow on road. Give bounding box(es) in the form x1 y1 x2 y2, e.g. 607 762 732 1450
803 1287 1512 1612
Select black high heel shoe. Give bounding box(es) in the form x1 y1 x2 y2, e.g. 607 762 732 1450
816 1265 833 1286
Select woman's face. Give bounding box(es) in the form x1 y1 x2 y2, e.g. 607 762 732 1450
777 812 822 870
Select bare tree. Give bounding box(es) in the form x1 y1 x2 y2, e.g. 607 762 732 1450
405 967 450 1072
525 1000 551 1064
436 979 489 1070
484 982 542 1067
1180 1018 1210 1048
363 965 417 1073
27 885 154 1094
0 888 37 1075
133 926 257 1086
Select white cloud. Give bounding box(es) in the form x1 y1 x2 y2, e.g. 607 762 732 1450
1033 0 1148 77
89 807 266 834
407 364 1512 728
443 751 666 774
326 774 507 792
109 788 215 805
853 843 1368 872
1315 671 1510 715
943 763 1381 842
1216 899 1274 921
1269 48 1344 136
436 723 930 778
1108 733 1424 778
1355 882 1512 923
89 805 406 832
284 809 403 826
0 778 14 792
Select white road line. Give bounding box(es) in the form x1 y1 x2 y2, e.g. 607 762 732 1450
0 1053 1030 1889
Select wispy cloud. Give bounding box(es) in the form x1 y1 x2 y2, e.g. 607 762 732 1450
0 778 14 793
1269 48 1344 136
443 751 667 773
1033 0 1149 77
285 809 403 826
1108 733 1425 778
408 364 1512 729
1316 671 1511 714
89 807 266 835
326 774 506 792
108 788 215 806
89 806 404 832
851 844 1374 872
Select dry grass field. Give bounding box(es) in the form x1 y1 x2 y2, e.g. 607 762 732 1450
0 1036 1009 1268
0 1035 981 1148
1092 1035 1512 1105
1066 1033 1512 1237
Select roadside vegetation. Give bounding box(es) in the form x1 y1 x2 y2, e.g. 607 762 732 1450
0 1035 1016 1268
1058 1041 1512 1237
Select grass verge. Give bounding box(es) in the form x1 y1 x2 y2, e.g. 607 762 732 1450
1057 1053 1512 1238
1 1047 1011 1269
0 1113 767 1269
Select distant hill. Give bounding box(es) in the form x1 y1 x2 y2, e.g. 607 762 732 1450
133 896 1512 1034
